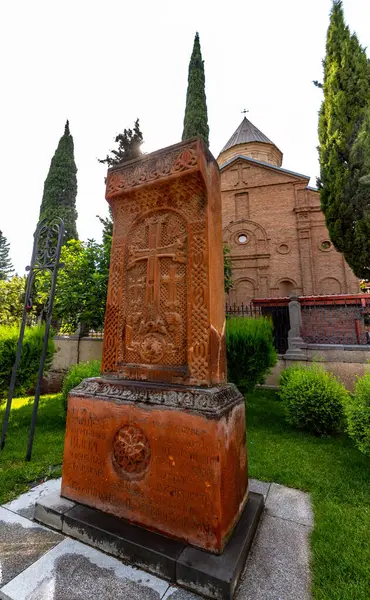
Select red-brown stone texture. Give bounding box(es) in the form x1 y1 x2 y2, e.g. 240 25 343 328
101 138 226 387
61 381 248 553
62 139 249 554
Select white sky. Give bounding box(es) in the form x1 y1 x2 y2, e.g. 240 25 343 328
1 0 369 274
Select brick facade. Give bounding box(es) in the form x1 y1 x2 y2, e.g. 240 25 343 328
218 126 359 305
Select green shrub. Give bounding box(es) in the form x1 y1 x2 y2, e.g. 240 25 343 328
0 325 55 399
345 373 370 456
279 365 347 435
61 360 101 412
226 317 277 391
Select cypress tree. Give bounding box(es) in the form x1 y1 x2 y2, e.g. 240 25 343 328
39 120 78 242
0 231 14 280
182 32 209 147
318 1 370 276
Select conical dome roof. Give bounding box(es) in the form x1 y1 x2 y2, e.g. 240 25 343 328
220 117 273 153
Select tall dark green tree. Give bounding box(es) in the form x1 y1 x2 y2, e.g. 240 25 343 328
98 120 144 251
0 231 14 280
39 120 78 242
182 32 209 147
318 1 370 277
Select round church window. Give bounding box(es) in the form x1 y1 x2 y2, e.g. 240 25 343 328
238 234 248 244
320 240 332 251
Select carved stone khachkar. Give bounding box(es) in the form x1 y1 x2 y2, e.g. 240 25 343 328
61 139 251 556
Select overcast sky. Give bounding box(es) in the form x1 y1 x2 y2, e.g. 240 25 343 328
1 0 369 274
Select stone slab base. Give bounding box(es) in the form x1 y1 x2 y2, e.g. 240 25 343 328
35 491 264 600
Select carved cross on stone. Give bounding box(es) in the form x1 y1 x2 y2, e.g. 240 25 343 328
230 162 250 187
128 217 185 309
162 265 184 309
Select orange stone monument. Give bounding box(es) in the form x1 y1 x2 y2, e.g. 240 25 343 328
61 138 251 555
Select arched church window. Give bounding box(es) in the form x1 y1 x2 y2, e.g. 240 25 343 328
279 280 295 297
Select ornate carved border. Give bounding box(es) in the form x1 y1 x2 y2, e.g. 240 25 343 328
71 379 243 417
106 141 199 198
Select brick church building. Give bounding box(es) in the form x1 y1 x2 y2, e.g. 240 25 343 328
218 117 359 305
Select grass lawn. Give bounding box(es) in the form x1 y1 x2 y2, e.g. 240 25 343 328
0 390 369 599
247 388 370 600
0 394 65 504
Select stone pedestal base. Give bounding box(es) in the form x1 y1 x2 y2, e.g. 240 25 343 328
35 490 264 600
61 378 248 554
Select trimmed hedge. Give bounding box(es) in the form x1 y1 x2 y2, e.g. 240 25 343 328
226 317 277 391
0 325 55 399
345 373 370 456
279 364 347 435
61 360 101 412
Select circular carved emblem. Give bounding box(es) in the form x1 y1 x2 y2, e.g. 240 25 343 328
140 334 165 363
277 243 290 255
113 425 151 477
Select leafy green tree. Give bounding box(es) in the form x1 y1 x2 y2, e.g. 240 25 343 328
36 239 109 333
98 119 144 256
318 1 370 277
0 231 14 280
182 32 209 147
0 276 28 325
39 120 78 242
223 244 233 294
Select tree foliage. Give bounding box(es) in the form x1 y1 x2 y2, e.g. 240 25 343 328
98 119 143 168
0 276 27 325
223 244 233 294
182 32 209 147
0 231 14 280
318 0 370 277
39 120 78 243
36 239 109 333
98 119 144 257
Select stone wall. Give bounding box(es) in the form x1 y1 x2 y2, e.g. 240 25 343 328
301 304 367 345
265 346 370 391
43 336 103 393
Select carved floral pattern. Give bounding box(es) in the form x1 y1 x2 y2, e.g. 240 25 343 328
106 143 198 198
113 425 151 476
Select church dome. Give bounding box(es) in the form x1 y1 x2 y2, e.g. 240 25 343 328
218 117 283 168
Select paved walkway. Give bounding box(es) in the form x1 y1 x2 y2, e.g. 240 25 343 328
0 479 313 600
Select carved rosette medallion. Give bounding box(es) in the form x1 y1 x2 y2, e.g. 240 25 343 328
112 425 151 477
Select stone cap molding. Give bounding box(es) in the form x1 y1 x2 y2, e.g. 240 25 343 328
70 378 244 418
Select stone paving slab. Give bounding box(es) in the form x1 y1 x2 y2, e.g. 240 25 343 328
265 483 314 527
3 478 62 520
0 478 313 599
0 506 63 588
248 479 271 501
237 514 312 600
0 537 170 600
